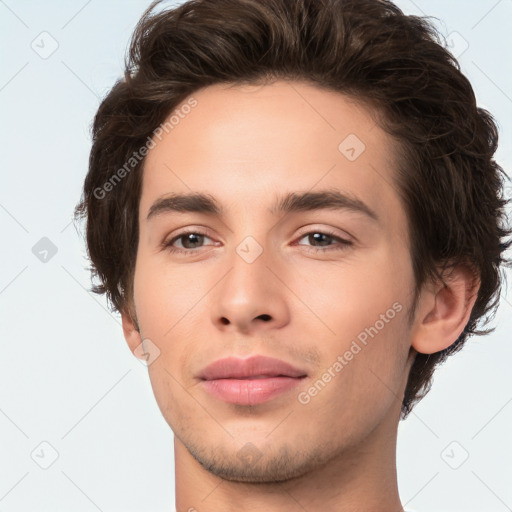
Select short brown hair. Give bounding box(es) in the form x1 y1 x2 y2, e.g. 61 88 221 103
75 0 511 418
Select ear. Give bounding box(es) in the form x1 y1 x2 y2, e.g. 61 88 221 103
121 306 142 356
410 265 480 354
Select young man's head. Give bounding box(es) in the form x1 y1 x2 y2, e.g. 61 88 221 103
76 0 510 499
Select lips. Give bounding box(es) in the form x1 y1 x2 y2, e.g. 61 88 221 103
198 355 307 405
198 355 307 380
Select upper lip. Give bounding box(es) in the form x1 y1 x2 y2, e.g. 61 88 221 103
198 355 308 380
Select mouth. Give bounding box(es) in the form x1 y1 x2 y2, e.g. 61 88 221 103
200 375 307 405
231 374 290 379
198 355 308 405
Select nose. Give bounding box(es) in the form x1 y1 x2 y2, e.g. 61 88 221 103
209 243 290 334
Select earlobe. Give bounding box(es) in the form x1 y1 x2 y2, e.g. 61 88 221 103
121 307 142 355
410 265 480 355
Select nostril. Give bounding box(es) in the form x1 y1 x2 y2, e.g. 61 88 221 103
258 314 272 321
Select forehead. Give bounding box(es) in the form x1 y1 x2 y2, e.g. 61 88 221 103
140 80 407 239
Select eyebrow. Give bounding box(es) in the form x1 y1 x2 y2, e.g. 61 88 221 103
146 189 379 222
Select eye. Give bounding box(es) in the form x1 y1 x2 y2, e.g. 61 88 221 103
163 230 216 254
162 228 352 255
295 230 352 252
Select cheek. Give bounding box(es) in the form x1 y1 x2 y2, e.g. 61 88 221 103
132 252 214 388
133 253 201 338
132 258 203 420
293 245 411 335
294 247 413 397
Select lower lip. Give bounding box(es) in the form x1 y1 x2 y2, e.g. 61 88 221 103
200 377 305 405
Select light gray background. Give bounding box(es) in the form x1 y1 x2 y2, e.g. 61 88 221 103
1 1 511 511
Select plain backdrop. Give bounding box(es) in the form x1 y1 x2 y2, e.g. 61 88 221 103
1 1 511 511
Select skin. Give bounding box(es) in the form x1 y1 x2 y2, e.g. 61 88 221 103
121 80 479 512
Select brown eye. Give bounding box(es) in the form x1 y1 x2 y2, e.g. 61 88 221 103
176 233 205 249
302 232 334 247
296 230 352 252
164 231 215 253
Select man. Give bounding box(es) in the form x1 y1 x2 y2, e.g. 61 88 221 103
76 0 511 510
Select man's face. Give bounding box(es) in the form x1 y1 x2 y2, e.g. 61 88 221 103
129 80 417 482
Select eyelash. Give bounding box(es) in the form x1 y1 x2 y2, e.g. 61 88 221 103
162 229 353 255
